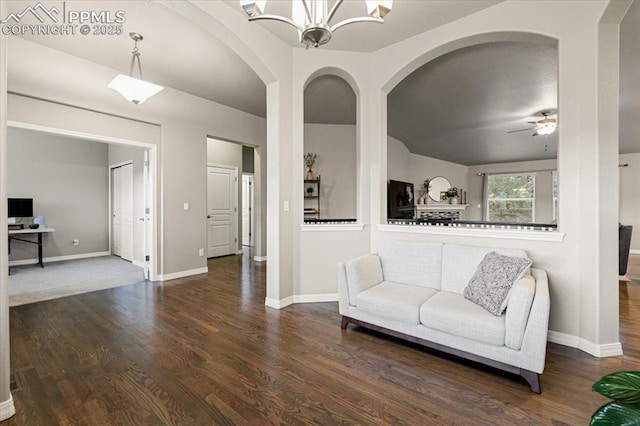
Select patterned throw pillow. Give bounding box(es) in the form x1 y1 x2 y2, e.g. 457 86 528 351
463 251 532 316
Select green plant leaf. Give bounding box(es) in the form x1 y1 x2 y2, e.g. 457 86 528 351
593 371 640 404
590 402 640 425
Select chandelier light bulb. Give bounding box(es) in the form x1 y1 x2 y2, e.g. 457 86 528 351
240 0 393 48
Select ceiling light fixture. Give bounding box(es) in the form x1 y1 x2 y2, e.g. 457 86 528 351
108 32 164 105
239 0 393 48
535 117 557 136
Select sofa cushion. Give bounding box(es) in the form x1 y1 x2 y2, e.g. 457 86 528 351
420 291 506 346
345 254 383 306
379 241 443 289
441 244 529 295
357 281 438 324
463 252 532 316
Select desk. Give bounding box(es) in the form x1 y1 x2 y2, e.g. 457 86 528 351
8 227 56 267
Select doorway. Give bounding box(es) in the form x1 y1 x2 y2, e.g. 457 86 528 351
242 174 254 247
207 165 238 258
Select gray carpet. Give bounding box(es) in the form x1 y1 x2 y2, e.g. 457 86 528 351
9 256 146 307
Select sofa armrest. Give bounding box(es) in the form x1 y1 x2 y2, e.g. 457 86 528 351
518 268 551 374
337 262 350 315
338 254 383 310
505 274 536 350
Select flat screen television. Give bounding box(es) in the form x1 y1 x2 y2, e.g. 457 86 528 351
388 180 414 219
8 198 33 218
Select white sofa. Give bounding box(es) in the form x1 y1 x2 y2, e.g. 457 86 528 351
337 241 550 393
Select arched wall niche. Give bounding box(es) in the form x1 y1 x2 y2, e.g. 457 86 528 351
382 31 559 227
303 67 360 222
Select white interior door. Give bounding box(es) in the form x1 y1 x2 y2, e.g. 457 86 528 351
242 174 254 247
112 163 133 262
207 165 237 258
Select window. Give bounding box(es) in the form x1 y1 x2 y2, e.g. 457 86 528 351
487 173 535 223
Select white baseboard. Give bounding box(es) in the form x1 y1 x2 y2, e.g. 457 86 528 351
265 293 338 309
158 267 208 282
236 250 243 255
253 256 267 262
293 293 338 303
547 330 623 357
0 395 15 422
265 296 293 309
630 249 640 255
132 260 146 268
8 251 110 266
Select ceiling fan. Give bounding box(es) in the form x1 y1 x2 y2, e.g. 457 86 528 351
507 111 557 136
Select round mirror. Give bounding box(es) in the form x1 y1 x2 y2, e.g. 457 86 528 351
429 176 451 202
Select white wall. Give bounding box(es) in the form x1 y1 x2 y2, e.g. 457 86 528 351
304 123 357 219
108 144 147 265
367 0 621 356
7 127 109 262
207 137 243 252
620 153 640 251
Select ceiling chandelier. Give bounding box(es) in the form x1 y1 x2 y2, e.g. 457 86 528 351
239 0 393 48
108 32 164 105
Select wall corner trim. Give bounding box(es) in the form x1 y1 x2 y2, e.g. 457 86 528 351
157 267 208 282
0 395 16 422
265 296 293 309
265 294 339 309
547 330 623 357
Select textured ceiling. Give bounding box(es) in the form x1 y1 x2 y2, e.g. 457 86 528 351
388 41 559 166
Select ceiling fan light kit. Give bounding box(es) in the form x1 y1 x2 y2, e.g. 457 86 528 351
507 111 557 136
108 32 164 105
239 0 393 48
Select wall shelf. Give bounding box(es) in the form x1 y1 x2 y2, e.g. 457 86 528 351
304 176 320 218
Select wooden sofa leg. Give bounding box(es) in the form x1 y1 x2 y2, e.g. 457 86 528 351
341 316 350 330
520 370 541 394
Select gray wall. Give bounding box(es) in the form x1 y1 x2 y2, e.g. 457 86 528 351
7 127 109 262
304 124 357 219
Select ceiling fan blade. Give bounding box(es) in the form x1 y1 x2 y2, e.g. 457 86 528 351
507 127 536 134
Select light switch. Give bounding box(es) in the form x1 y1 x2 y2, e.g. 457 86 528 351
283 201 290 211
183 202 189 211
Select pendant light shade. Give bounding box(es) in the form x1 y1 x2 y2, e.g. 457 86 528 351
108 32 163 105
108 74 164 105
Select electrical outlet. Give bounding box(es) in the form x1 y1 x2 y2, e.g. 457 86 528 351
198 248 204 256
73 239 79 246
183 202 190 211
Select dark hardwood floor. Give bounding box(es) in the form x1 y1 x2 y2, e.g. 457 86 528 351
2 251 640 425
